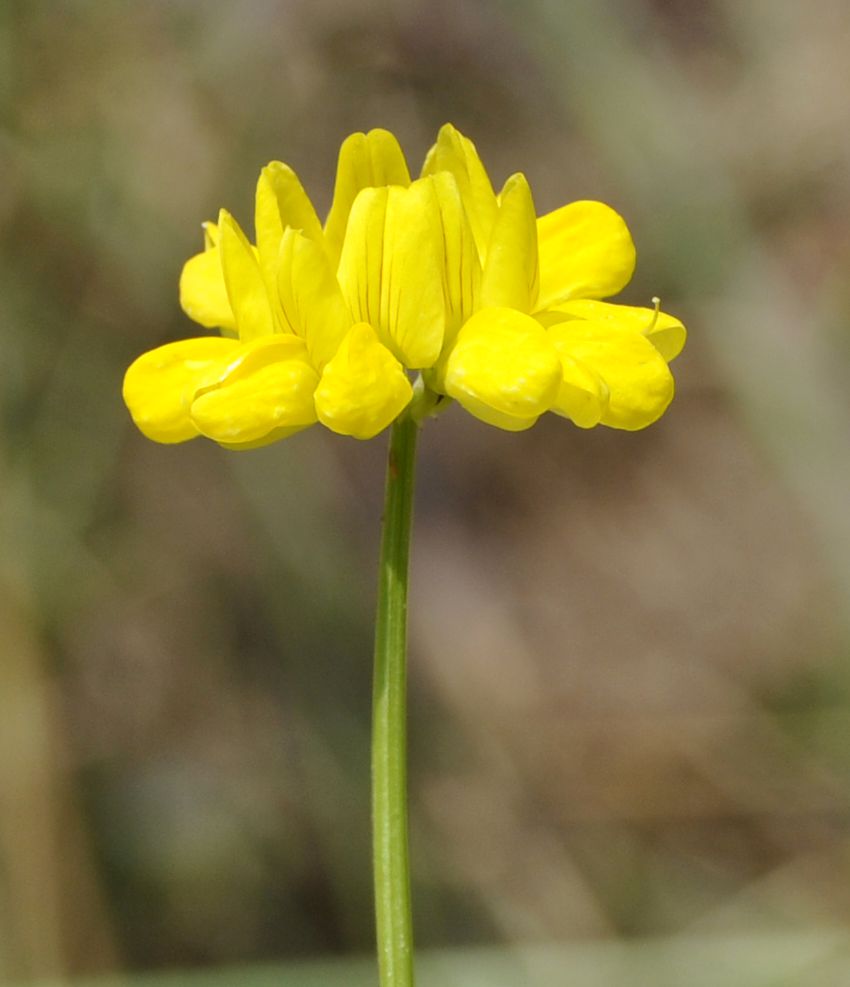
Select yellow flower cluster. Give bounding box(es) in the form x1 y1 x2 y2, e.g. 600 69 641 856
123 125 686 447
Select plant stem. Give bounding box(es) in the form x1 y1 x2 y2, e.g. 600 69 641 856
372 413 418 987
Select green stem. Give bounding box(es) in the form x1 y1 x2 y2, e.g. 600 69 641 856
372 413 418 987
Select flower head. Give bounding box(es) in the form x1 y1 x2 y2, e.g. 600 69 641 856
123 125 686 447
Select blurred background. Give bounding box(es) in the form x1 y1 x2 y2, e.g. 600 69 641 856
2 0 850 983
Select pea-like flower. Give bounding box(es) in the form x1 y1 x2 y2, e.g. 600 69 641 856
123 124 686 447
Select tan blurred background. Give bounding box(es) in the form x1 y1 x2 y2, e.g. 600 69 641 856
2 0 850 983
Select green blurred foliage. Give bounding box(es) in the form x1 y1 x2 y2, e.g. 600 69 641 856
1 0 850 982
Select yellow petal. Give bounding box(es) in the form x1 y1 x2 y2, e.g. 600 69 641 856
380 180 446 368
419 172 483 391
122 337 240 443
190 335 318 445
547 321 674 430
536 201 636 309
337 179 446 369
218 209 277 341
337 186 385 341
480 173 539 313
548 348 609 429
277 228 351 371
324 129 411 266
255 161 326 301
179 247 236 331
313 323 413 440
444 307 561 431
421 123 497 263
541 298 686 362
431 171 481 340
